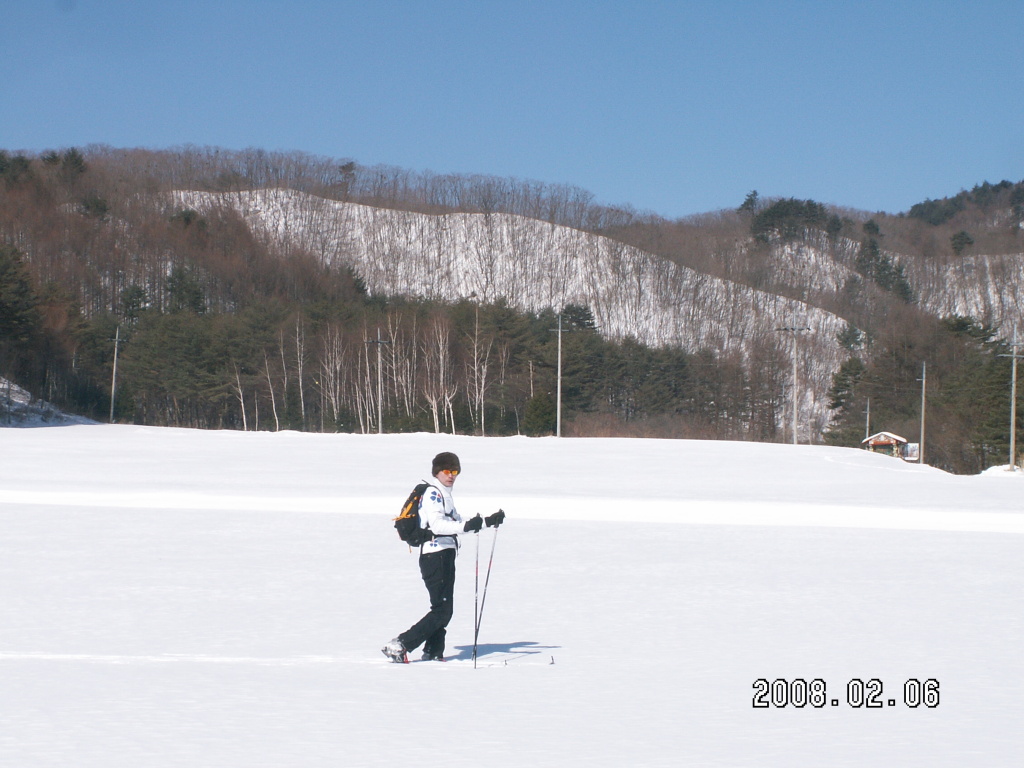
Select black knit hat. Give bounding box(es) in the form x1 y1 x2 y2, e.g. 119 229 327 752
432 451 461 476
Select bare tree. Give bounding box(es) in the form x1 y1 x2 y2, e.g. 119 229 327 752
421 314 457 433
464 306 493 435
263 351 280 431
232 363 248 431
295 314 307 429
387 312 417 420
319 323 349 428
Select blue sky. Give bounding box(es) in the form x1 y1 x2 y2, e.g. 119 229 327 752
3 0 1022 218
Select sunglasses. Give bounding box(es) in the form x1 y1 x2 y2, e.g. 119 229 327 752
441 469 460 477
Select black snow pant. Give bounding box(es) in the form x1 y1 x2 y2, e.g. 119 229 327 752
399 547 457 658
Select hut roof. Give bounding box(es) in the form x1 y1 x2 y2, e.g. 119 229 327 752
862 431 908 446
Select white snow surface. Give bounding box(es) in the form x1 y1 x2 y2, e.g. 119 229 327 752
1 425 1022 766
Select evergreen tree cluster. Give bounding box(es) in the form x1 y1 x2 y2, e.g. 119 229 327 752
750 198 830 243
907 180 1024 225
2 259 780 438
853 238 915 302
0 245 41 384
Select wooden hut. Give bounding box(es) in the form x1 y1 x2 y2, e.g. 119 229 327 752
862 431 908 458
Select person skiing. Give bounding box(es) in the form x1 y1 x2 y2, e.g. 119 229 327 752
382 451 505 663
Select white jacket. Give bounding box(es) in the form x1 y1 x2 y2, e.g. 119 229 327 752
418 480 463 552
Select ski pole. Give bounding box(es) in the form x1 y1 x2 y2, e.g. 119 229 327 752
473 526 480 668
473 516 500 668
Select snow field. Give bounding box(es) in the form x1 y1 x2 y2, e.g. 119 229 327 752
1 425 1022 766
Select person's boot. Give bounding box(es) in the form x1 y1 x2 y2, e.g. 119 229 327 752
381 638 408 663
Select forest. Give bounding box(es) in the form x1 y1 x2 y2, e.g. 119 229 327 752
1 145 1022 473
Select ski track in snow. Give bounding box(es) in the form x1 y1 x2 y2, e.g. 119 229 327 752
0 652 547 667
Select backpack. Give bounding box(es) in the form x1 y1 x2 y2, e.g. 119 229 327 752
393 482 436 547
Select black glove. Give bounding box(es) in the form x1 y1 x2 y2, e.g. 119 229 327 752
463 514 483 533
485 510 505 528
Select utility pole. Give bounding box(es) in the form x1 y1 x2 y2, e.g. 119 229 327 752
864 397 871 440
998 334 1023 471
109 325 121 423
556 313 563 437
776 325 809 445
548 311 598 438
918 362 927 466
364 328 390 434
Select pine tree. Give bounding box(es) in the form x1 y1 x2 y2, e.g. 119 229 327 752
0 246 42 383
0 246 40 347
824 357 866 447
523 392 556 436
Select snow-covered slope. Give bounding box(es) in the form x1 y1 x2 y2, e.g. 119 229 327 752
915 253 1024 338
173 188 1024 433
177 189 849 427
177 189 844 346
0 376 96 427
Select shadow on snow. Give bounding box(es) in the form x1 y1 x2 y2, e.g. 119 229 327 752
448 641 560 663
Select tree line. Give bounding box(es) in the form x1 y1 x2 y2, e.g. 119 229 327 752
2 145 1022 472
0 147 779 436
2 245 782 440
0 146 790 440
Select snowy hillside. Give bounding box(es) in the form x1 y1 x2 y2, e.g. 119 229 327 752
1 425 1022 766
916 252 1024 339
0 376 96 427
174 189 1024 436
177 189 849 428
175 189 851 350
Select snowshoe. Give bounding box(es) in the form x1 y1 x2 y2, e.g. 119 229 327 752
381 638 408 664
